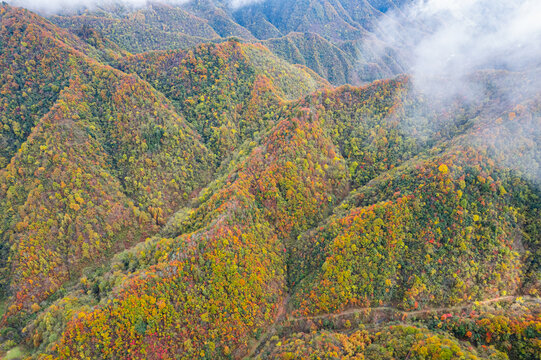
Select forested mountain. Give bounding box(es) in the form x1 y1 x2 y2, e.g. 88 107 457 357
46 0 408 85
0 1 540 360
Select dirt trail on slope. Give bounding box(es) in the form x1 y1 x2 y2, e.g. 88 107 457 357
292 295 520 322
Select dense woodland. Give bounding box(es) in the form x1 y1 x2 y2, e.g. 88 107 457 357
0 2 540 360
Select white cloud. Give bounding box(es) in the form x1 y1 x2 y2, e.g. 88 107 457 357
6 0 261 13
377 0 541 97
376 0 541 184
12 0 205 14
6 0 161 13
229 0 264 9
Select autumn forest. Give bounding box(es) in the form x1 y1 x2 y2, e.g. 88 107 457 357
0 0 539 359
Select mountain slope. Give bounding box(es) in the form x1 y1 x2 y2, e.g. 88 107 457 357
0 4 216 319
0 5 127 168
44 112 348 359
262 32 358 85
291 149 523 316
50 3 222 53
16 70 541 360
0 2 330 347
116 40 327 159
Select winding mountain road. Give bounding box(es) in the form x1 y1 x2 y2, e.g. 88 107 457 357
243 295 539 359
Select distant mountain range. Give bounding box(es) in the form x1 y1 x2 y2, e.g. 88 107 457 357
47 0 411 85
